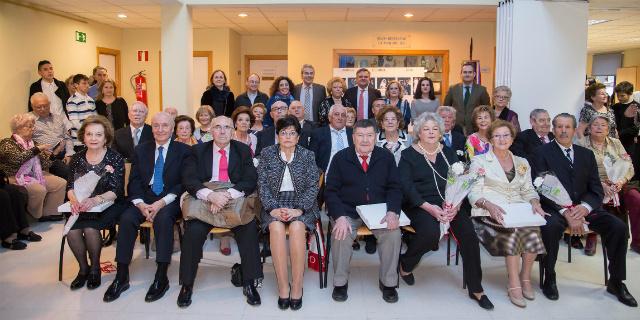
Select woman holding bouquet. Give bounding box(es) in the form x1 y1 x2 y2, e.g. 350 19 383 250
398 112 493 310
66 115 126 291
468 120 547 308
577 115 635 255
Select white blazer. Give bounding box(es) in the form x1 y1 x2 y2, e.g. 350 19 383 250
468 150 539 217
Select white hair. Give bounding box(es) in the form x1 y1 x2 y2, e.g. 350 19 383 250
411 112 445 143
131 101 149 114
29 92 49 105
436 106 457 119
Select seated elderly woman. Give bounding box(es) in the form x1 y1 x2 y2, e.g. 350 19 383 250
174 115 198 146
0 113 66 221
376 105 412 165
232 106 258 156
65 115 126 291
577 115 635 256
468 120 547 308
1 173 41 250
398 112 493 310
257 115 319 310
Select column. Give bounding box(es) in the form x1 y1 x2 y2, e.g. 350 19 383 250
495 0 588 128
161 2 193 116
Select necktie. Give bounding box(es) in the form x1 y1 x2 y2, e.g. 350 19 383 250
304 86 312 121
444 133 452 147
218 149 229 182
152 146 164 195
564 148 572 163
358 89 365 120
463 86 471 106
360 154 369 172
539 135 546 144
334 130 345 151
133 128 140 146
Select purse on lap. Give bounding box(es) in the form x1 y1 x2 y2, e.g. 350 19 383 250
181 181 261 228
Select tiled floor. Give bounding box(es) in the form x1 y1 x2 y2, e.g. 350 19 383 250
1 220 638 319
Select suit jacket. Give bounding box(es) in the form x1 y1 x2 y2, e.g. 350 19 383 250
532 142 604 214
299 120 317 148
293 83 327 122
127 140 191 201
443 83 490 134
112 124 153 161
324 146 402 220
308 126 353 172
511 129 554 164
441 130 466 162
344 86 382 120
234 91 269 109
468 150 539 217
28 78 71 115
183 140 257 196
255 125 311 157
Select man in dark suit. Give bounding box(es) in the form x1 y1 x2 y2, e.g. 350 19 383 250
344 68 382 121
511 108 554 163
533 113 636 307
112 101 153 161
293 64 326 122
325 119 403 303
103 112 191 303
28 60 70 117
437 106 466 161
255 100 287 157
177 116 262 308
309 104 353 174
234 73 269 108
443 63 490 135
288 100 317 148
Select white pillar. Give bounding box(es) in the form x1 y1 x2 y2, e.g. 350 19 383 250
161 2 193 116
495 0 588 129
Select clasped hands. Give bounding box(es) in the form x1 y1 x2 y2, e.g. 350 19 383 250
563 204 590 236
206 191 232 214
270 208 303 222
136 200 166 222
602 181 623 200
70 197 102 215
422 202 460 224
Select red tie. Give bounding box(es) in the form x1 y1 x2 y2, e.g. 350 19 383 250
360 154 369 173
539 135 546 144
358 89 365 120
218 149 229 182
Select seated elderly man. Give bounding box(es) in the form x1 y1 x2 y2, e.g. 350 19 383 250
30 92 74 180
112 101 153 161
325 119 403 303
437 106 466 161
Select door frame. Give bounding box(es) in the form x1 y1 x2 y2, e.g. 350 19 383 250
96 47 121 95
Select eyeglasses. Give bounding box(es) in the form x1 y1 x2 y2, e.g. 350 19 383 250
272 107 289 112
492 133 512 140
278 131 298 137
494 95 510 100
212 125 233 131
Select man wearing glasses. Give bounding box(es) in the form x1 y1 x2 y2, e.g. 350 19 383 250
255 100 296 156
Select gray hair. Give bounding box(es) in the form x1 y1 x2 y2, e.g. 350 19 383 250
30 92 49 105
411 112 445 142
436 106 457 119
588 114 610 128
552 113 577 128
529 108 549 119
131 101 149 114
493 85 512 98
328 104 346 114
10 113 36 133
151 112 174 129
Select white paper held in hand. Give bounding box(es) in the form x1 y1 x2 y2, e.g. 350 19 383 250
58 171 113 235
355 203 410 229
497 202 546 228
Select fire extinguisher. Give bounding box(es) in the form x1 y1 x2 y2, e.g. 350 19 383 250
130 71 147 105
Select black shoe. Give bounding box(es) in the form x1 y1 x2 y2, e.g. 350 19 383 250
352 240 360 251
17 231 42 242
607 281 638 307
542 279 559 301
177 285 193 308
103 278 130 302
290 288 303 311
102 227 117 247
70 273 87 290
243 284 261 306
365 237 377 254
399 264 415 286
1 239 27 250
379 280 398 303
145 278 169 302
86 272 101 290
332 284 348 302
571 236 584 249
469 292 494 310
277 296 290 310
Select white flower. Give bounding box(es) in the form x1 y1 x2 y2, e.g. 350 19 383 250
451 162 465 175
533 177 544 188
456 150 464 156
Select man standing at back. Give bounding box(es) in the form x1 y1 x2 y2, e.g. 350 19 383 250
293 64 326 123
88 66 108 100
344 68 381 121
28 60 70 117
235 73 269 108
443 63 490 134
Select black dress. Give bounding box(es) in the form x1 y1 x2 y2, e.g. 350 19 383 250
96 97 129 130
200 85 236 117
66 148 126 230
0 183 29 240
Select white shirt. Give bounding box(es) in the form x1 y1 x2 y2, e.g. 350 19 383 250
130 125 143 145
356 151 372 165
326 125 349 178
358 87 369 119
196 143 244 200
279 151 295 192
131 141 176 206
247 91 258 105
41 79 64 116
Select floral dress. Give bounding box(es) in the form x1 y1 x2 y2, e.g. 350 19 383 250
465 133 491 160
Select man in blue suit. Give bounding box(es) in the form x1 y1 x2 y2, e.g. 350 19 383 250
103 112 191 303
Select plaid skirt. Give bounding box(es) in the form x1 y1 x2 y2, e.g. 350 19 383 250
260 191 317 232
472 216 546 257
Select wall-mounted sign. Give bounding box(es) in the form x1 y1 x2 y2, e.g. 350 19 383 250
75 31 87 43
373 34 411 48
137 50 149 62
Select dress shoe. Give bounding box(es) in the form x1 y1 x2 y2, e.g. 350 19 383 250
103 278 130 302
70 273 87 290
541 279 559 301
243 284 261 306
290 288 303 311
145 278 170 302
571 236 584 249
177 285 193 308
507 286 526 308
607 281 638 307
86 272 101 290
1 239 26 250
521 280 535 300
468 292 494 310
365 237 377 254
584 233 597 256
398 264 415 286
630 243 640 254
17 231 42 242
352 239 360 251
379 281 398 303
332 284 348 302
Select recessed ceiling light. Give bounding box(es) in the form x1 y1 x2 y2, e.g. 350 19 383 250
238 13 248 18
588 19 609 26
117 13 127 19
404 13 414 18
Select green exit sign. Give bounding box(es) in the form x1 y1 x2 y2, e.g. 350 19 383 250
75 31 86 43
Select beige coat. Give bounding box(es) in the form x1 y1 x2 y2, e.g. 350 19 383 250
468 150 539 217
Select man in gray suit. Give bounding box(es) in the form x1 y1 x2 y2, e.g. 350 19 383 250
293 64 326 123
443 62 490 134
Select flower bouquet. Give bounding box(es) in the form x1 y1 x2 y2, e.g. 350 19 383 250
58 169 113 235
602 152 632 207
533 172 588 231
440 162 485 239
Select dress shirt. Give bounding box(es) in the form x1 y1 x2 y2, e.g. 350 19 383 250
326 126 349 178
130 124 143 144
196 143 244 200
279 151 295 192
131 141 176 206
32 112 74 156
247 91 258 105
356 151 372 165
462 83 473 101
554 140 593 214
358 87 369 119
41 79 64 116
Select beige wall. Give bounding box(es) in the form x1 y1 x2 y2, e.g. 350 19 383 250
287 21 496 95
240 35 288 84
623 48 640 67
228 30 242 94
0 2 122 137
120 29 161 115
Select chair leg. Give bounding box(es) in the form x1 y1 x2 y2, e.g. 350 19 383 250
144 227 150 259
177 222 183 245
59 236 66 281
455 243 460 266
446 235 451 266
538 254 545 288
261 230 267 264
568 238 572 263
463 272 466 289
313 230 324 289
602 240 609 286
324 221 332 288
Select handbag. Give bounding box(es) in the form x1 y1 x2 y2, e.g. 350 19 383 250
181 181 261 228
230 263 243 287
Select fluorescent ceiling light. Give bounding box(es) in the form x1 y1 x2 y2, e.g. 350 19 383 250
117 13 127 19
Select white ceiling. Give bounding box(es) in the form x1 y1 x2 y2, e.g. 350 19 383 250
14 0 640 53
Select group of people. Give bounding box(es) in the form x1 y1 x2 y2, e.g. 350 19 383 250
1 60 638 311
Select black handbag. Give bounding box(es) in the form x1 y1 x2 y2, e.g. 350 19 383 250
230 263 243 287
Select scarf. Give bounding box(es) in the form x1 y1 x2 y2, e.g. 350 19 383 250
12 134 46 187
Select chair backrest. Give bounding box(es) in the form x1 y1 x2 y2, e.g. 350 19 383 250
124 163 132 197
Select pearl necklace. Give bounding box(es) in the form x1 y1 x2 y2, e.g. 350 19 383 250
416 143 452 201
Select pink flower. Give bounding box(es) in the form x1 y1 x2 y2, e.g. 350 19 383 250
476 168 486 176
104 165 114 174
622 153 632 161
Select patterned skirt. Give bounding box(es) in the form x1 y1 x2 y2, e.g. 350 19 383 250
472 216 546 257
260 191 317 232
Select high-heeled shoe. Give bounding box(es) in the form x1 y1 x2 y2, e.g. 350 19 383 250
87 271 101 290
290 288 303 311
70 273 88 290
521 280 535 300
507 286 526 308
277 284 290 310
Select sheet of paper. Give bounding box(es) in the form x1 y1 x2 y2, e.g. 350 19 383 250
356 203 410 229
58 201 114 213
498 202 547 228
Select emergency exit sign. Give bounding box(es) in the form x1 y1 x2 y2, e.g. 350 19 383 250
75 31 87 43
